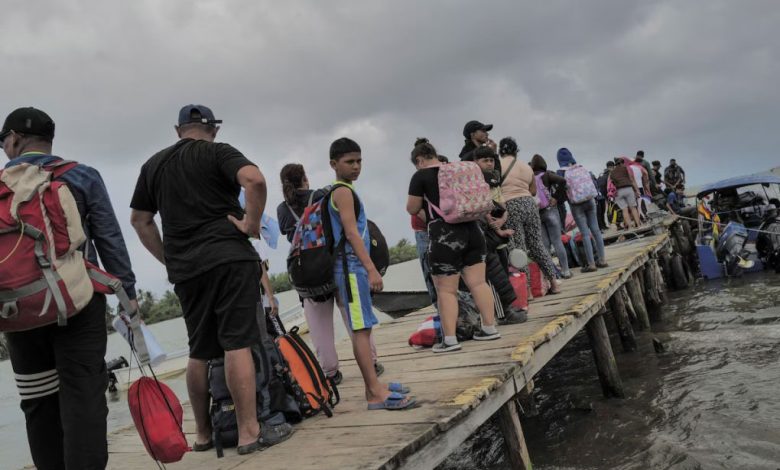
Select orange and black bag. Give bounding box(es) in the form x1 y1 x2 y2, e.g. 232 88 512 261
275 325 339 417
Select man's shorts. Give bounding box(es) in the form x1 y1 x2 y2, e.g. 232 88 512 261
615 186 637 210
427 219 487 276
174 261 262 360
333 254 379 332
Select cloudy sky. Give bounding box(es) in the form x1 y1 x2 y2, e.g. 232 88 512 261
2 0 778 294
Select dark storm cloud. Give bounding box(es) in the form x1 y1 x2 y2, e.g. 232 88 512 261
2 0 778 290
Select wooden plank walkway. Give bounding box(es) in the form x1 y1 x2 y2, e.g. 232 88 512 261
107 232 671 470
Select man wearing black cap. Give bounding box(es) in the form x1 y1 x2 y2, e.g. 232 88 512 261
131 105 293 455
1 107 137 469
459 120 496 161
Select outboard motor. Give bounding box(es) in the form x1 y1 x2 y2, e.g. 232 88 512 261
757 220 780 272
716 222 752 275
106 356 129 393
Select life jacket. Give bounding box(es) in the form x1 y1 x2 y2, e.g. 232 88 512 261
0 160 133 332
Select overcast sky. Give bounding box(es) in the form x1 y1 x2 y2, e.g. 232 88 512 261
2 0 778 294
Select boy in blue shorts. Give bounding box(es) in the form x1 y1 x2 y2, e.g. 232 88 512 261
327 137 416 411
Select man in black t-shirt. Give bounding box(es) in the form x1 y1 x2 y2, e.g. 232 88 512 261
130 105 293 455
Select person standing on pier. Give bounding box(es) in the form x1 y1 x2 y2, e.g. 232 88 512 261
651 160 664 193
459 120 497 162
2 107 138 470
530 153 573 279
130 105 293 455
276 163 382 386
596 160 614 231
557 148 608 272
499 139 562 293
407 139 501 353
609 157 643 230
327 138 415 410
664 158 686 190
634 150 658 194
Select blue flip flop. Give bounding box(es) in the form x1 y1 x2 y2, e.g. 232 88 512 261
367 392 417 411
388 382 411 394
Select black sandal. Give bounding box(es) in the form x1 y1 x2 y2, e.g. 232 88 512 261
192 440 214 452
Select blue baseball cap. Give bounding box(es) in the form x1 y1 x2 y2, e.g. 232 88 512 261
177 104 222 126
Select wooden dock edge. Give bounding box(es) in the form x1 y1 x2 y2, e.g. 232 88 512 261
387 233 671 470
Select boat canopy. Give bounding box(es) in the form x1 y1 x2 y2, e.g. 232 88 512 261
696 174 780 199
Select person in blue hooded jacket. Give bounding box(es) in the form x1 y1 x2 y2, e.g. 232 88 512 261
557 148 607 273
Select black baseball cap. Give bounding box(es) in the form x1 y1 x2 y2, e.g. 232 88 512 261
0 107 55 142
463 120 493 138
178 104 223 126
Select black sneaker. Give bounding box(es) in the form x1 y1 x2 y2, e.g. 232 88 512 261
374 362 385 377
329 370 343 386
259 422 295 449
473 329 501 341
500 307 528 325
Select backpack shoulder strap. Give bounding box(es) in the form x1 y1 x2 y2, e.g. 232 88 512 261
500 156 518 185
286 202 301 223
44 159 79 179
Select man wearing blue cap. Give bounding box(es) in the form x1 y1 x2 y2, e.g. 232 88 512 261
130 105 293 455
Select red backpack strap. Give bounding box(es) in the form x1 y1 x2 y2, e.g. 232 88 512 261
44 159 79 179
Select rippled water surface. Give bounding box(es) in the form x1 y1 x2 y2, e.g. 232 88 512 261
439 272 780 470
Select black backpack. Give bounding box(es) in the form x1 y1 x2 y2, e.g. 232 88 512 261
367 220 389 276
208 343 302 458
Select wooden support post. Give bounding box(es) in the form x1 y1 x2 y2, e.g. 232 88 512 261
609 287 637 352
497 398 533 470
586 310 626 398
622 287 638 324
643 264 662 307
652 258 668 305
626 275 651 330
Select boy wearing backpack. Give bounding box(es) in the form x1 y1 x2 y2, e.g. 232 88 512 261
328 137 415 411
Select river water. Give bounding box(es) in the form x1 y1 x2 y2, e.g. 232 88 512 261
438 271 780 470
2 273 779 469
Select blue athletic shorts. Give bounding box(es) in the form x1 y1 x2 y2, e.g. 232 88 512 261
334 254 379 331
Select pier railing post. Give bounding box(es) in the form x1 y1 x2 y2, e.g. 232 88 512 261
626 274 651 330
586 309 626 398
609 288 637 352
497 398 533 470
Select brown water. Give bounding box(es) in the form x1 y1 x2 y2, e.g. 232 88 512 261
438 272 780 470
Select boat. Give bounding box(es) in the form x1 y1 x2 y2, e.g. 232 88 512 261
694 174 780 279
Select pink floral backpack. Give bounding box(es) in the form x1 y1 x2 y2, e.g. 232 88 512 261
427 162 492 224
563 164 598 204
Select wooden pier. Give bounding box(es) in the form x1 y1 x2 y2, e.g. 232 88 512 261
106 229 674 470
